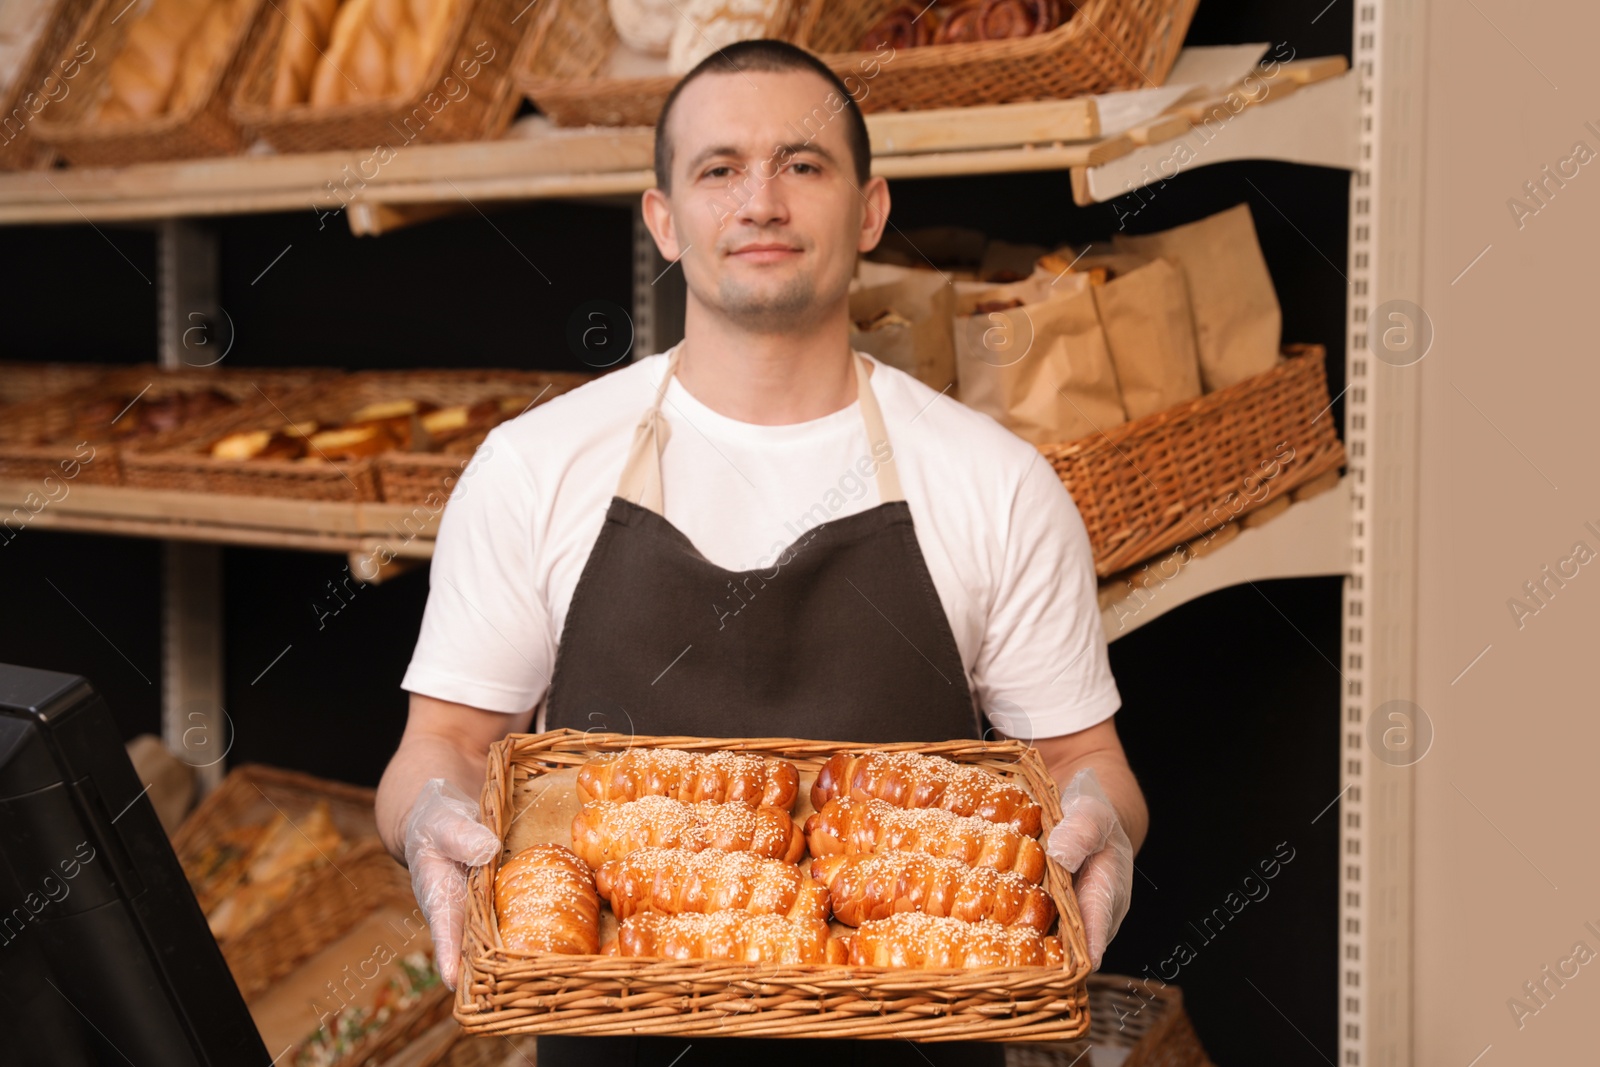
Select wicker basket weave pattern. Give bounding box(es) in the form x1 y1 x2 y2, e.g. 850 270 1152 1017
457 730 1093 1043
1041 346 1347 577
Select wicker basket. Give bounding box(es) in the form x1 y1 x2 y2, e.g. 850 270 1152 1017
798 0 1200 114
0 0 97 170
231 842 455 1066
457 730 1093 1042
1040 345 1347 578
123 368 594 503
1007 974 1215 1067
229 0 527 153
0 366 328 487
30 0 268 166
0 361 110 405
514 0 817 128
375 368 596 505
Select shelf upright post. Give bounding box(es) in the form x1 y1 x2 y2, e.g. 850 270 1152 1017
157 218 228 793
632 201 684 359
1342 1 1428 1064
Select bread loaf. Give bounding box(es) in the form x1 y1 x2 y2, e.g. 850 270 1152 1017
168 0 246 116
595 846 828 921
495 844 601 955
608 0 677 55
577 748 800 811
666 0 790 76
804 796 1047 884
270 0 342 108
810 751 1044 837
309 0 374 105
841 913 1066 968
605 910 844 964
570 795 806 868
809 851 1057 931
100 0 212 121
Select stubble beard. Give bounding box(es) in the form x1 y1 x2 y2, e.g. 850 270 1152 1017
710 270 819 334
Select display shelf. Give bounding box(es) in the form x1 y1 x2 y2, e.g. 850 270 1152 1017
1098 476 1350 640
0 59 1352 226
0 481 440 558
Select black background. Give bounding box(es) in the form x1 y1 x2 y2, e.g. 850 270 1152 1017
0 3 1352 1063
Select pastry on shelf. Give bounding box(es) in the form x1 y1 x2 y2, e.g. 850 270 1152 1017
839 912 1065 968
307 0 461 106
495 843 601 954
809 851 1056 931
270 0 342 107
805 796 1047 883
570 794 806 868
853 308 914 332
577 748 800 810
809 751 1043 837
199 800 346 940
604 910 844 964
666 0 792 76
595 846 828 921
305 423 401 460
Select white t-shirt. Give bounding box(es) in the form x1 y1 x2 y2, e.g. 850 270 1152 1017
401 350 1120 740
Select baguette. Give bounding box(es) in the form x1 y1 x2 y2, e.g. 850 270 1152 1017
595 846 828 921
809 851 1057 931
308 0 374 105
804 796 1047 884
577 748 800 811
571 795 806 868
810 751 1043 837
270 0 342 107
841 913 1066 968
605 910 844 964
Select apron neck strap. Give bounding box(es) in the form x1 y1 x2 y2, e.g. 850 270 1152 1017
615 346 904 514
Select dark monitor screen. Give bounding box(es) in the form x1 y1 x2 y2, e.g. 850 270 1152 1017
0 662 271 1067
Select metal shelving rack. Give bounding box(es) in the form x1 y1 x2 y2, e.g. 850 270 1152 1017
0 7 1425 1060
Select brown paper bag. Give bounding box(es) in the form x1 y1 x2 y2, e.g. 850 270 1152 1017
1112 203 1281 391
849 265 957 391
954 282 1126 445
1077 253 1204 420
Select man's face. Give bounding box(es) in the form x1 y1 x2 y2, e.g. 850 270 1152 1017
645 69 888 335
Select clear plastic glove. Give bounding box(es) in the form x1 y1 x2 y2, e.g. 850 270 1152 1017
1045 766 1134 971
403 778 502 990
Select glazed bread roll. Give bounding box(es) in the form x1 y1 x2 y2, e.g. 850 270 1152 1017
577 748 800 811
606 911 844 964
595 846 828 921
809 852 1056 932
804 797 1047 884
842 913 1065 968
495 844 601 954
810 752 1044 837
570 795 805 868
270 0 342 107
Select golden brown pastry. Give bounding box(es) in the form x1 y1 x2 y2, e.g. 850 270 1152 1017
976 0 1072 39
100 0 211 121
809 851 1056 931
809 752 1043 837
577 748 800 811
168 0 245 115
595 846 828 922
842 913 1065 968
270 0 342 107
495 843 601 954
857 2 941 50
204 800 344 940
402 0 457 95
306 424 398 459
570 795 806 869
606 911 845 964
309 0 375 105
933 0 985 43
805 796 1046 884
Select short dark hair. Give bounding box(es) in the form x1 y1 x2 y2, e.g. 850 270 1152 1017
653 39 872 193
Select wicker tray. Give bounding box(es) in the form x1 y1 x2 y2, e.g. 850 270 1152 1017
0 360 111 405
514 0 817 128
799 0 1200 114
457 730 1093 1042
123 368 594 503
0 365 329 487
375 368 597 505
230 0 527 153
1007 974 1215 1067
1040 345 1347 578
0 0 97 170
30 0 268 166
238 842 455 1066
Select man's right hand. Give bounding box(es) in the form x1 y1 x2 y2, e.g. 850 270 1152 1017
402 777 503 990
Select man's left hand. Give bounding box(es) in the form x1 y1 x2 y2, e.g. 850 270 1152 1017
1045 766 1134 970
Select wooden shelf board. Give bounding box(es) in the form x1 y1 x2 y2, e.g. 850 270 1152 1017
1100 476 1351 640
0 481 441 556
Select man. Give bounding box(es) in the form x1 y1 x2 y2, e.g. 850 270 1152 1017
377 40 1147 1067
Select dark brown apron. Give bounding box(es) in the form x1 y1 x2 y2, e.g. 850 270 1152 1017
539 348 1002 1066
